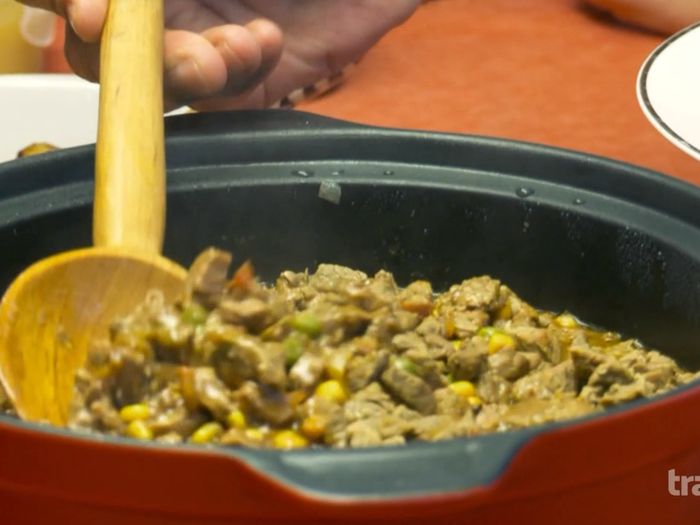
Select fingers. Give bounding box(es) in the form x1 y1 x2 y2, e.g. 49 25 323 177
19 0 107 42
23 0 283 111
62 20 100 82
15 0 68 16
189 84 268 112
163 30 230 110
166 19 283 110
200 19 283 97
68 26 237 110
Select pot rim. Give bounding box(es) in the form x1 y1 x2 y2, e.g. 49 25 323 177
1 109 700 502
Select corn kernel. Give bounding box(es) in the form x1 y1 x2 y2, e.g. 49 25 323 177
443 316 456 339
125 420 153 440
554 314 579 329
488 332 516 354
300 414 328 441
467 396 483 406
325 351 351 381
273 430 309 450
587 330 621 348
190 422 224 444
449 381 476 400
207 324 245 344
88 363 114 379
287 390 309 408
315 380 347 403
477 326 498 338
452 340 462 350
495 298 513 320
227 410 246 430
119 403 151 422
245 428 265 441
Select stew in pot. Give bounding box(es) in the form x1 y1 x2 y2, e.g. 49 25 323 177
1 247 697 449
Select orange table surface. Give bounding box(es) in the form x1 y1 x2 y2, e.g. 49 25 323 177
297 0 700 186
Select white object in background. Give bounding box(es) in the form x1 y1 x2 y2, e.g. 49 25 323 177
637 21 700 163
0 0 44 73
19 6 56 48
0 74 191 164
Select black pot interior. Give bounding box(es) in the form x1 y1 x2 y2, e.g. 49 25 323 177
2 110 700 369
1 110 700 498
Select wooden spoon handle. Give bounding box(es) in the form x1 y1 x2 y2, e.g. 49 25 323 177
93 0 165 254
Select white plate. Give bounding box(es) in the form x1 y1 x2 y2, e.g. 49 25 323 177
637 21 700 162
0 74 189 164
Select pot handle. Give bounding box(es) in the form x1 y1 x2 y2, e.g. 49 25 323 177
217 427 537 500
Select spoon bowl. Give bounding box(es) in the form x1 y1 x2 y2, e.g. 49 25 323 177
0 0 187 426
0 248 186 425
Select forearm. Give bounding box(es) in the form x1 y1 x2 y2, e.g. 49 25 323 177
584 0 700 34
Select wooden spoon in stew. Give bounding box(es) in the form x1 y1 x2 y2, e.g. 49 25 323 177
0 0 187 426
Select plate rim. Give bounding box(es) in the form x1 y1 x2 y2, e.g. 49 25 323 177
637 20 700 162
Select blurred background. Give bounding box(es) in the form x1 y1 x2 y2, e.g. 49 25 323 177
0 0 697 185
0 1 70 74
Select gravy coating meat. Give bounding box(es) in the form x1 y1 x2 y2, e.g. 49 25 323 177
2 247 697 449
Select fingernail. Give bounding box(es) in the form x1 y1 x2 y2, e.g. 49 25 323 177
214 39 234 58
167 58 213 97
66 2 80 35
170 58 196 83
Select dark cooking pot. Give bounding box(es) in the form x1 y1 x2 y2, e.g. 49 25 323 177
1 110 700 525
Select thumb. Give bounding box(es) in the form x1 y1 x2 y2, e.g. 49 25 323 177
17 0 108 43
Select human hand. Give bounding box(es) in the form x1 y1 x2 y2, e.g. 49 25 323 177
583 0 700 35
17 0 422 111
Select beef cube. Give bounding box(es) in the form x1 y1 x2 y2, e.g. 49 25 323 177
448 342 488 382
345 350 391 392
381 365 436 415
487 347 530 381
184 248 232 308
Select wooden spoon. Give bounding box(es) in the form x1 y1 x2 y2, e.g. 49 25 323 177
0 0 187 426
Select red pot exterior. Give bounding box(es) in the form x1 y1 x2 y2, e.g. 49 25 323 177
1 385 699 524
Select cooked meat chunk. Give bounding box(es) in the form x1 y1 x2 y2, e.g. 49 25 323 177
448 342 488 382
184 248 232 308
488 347 530 381
345 350 390 392
398 280 434 317
238 382 294 427
477 372 512 404
191 367 238 420
309 264 368 293
381 364 436 415
512 361 577 401
437 276 503 313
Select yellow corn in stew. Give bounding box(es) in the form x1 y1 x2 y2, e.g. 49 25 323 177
2 247 698 449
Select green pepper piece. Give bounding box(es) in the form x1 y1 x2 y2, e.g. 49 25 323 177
289 311 323 338
283 333 305 366
181 303 208 326
395 355 418 375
